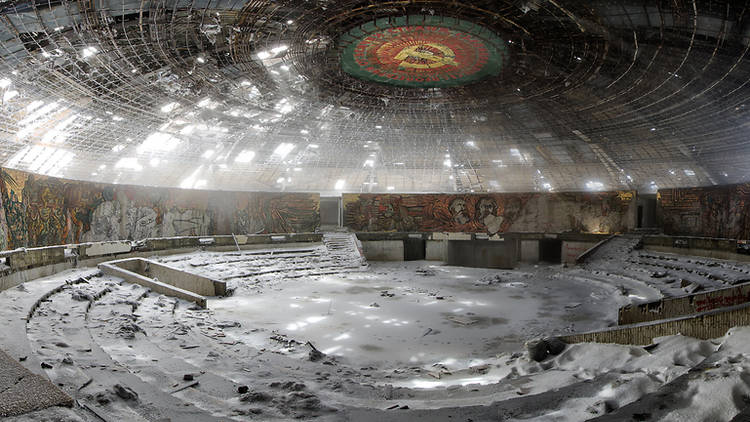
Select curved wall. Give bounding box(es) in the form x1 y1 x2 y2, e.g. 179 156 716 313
0 168 320 250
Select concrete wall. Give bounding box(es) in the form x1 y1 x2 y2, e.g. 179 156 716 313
619 282 750 325
446 238 518 269
562 302 750 346
562 241 599 264
520 240 540 263
144 260 226 297
426 240 446 261
360 240 404 261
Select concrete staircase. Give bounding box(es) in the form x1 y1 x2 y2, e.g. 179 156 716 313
323 232 367 269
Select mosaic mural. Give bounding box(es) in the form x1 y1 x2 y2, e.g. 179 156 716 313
339 15 507 88
343 192 635 234
0 168 320 249
658 184 750 239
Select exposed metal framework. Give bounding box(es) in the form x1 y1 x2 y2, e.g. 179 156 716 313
0 0 748 193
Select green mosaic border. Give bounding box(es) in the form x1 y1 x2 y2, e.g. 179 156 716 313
339 15 507 88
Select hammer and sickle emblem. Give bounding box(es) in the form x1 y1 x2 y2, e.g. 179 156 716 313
394 43 458 69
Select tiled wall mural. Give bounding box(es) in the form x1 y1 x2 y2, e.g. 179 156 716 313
658 184 750 239
0 168 320 249
343 192 636 234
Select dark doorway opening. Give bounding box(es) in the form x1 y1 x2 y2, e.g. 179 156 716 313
637 205 644 228
404 238 426 261
539 239 562 263
320 197 341 227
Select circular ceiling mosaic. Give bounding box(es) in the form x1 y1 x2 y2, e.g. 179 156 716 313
339 16 507 88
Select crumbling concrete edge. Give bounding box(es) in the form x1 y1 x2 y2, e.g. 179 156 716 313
98 262 207 308
561 301 750 346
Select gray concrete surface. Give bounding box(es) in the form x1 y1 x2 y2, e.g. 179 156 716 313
0 348 73 417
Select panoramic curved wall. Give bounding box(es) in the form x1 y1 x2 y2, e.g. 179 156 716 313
343 192 637 234
0 168 320 250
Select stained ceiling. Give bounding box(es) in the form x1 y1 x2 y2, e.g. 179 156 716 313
0 0 748 193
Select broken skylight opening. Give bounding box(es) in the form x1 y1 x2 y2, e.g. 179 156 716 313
112 144 125 152
137 132 180 153
4 90 19 101
115 157 143 171
82 46 98 58
273 143 295 159
585 181 604 191
334 179 345 190
160 102 179 113
235 150 255 163
0 78 10 89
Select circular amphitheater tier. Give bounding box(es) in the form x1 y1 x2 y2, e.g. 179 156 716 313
339 16 507 88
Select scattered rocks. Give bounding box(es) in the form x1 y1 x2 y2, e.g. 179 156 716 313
284 391 322 410
651 271 668 278
183 374 194 381
238 385 249 394
70 289 92 301
216 321 241 329
270 381 307 391
415 268 436 277
369 302 380 308
240 391 273 402
41 362 53 369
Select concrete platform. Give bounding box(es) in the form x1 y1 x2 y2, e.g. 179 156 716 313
0 348 73 417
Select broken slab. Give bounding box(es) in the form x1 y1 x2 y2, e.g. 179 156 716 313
99 260 209 308
101 258 226 297
0 348 73 417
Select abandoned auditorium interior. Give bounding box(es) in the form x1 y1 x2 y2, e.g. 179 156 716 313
6 1 750 422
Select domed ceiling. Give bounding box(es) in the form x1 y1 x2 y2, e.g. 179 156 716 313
0 0 748 193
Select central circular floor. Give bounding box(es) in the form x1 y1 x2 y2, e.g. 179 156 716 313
206 262 619 373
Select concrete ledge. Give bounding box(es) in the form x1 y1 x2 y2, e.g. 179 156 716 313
644 244 750 263
360 240 404 261
561 301 750 346
99 262 208 308
618 282 750 324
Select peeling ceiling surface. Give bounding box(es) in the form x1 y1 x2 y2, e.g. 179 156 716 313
0 0 748 193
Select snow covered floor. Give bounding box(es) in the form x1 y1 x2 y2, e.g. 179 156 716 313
209 261 620 369
5 245 750 420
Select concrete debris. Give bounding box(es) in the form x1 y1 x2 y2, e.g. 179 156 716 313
70 289 92 301
240 391 273 402
307 342 326 362
112 384 138 401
